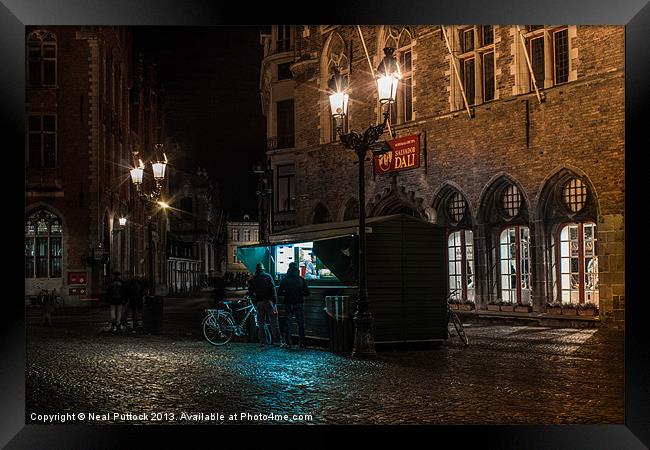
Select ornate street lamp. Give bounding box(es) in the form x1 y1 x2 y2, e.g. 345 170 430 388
328 46 400 357
129 144 169 295
118 217 127 227
130 143 168 201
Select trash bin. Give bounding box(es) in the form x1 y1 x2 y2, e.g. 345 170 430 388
324 295 354 352
143 295 164 334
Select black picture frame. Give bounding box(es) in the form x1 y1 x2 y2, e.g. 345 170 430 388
2 0 648 448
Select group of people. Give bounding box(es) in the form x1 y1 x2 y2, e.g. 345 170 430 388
247 262 309 349
106 271 146 333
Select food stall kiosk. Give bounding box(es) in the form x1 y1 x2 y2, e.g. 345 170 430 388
236 214 448 351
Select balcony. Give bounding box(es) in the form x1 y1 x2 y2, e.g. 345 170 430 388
267 135 294 151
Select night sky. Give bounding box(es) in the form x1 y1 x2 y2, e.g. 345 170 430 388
133 27 268 220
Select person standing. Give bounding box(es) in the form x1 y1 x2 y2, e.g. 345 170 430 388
128 275 145 331
106 271 125 332
305 254 319 280
247 263 281 346
278 262 309 349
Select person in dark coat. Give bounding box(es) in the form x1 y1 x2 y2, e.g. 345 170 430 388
247 263 281 346
106 271 125 332
128 275 145 331
278 262 310 348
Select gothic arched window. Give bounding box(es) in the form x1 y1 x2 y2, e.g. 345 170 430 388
384 27 414 125
28 30 57 87
25 209 63 278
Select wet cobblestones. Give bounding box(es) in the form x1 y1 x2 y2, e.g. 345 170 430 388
26 312 624 425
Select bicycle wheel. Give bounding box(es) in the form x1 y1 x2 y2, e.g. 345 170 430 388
54 295 64 310
202 313 234 346
449 310 469 347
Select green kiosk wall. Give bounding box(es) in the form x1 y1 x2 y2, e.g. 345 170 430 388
237 214 447 348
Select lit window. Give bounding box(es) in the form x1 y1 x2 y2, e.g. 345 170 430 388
558 222 598 306
25 209 62 279
448 230 474 302
499 226 531 304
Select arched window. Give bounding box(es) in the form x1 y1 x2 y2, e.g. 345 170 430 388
557 222 598 306
28 30 57 87
499 226 532 304
313 204 331 224
324 32 349 142
447 192 467 225
343 198 359 220
384 27 414 125
25 209 63 278
501 184 521 218
448 230 474 302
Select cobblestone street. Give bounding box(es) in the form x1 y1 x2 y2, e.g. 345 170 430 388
26 297 624 425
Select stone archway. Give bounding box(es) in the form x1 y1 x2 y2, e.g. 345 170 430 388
367 177 425 218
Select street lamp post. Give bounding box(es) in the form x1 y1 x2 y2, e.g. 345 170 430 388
129 144 169 295
328 47 400 357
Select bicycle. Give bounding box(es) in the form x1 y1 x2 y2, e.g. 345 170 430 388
202 295 272 346
447 289 469 347
37 289 64 310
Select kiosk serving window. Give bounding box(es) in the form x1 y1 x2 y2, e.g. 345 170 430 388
274 241 340 282
237 235 356 285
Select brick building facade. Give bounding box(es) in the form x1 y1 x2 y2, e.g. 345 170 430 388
25 26 170 304
259 25 624 325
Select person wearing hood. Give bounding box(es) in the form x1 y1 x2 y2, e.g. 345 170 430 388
278 262 310 349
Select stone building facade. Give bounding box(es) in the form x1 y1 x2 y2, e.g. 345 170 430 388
167 167 224 294
25 26 170 304
225 217 260 273
259 25 624 325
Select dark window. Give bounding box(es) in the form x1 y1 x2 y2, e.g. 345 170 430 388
460 58 475 106
400 49 413 122
27 31 57 87
277 164 295 212
277 62 293 80
529 36 545 89
28 114 56 168
276 100 294 148
313 204 330 224
483 51 495 101
554 28 569 84
462 29 474 53
276 25 292 52
447 192 467 224
481 25 493 46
